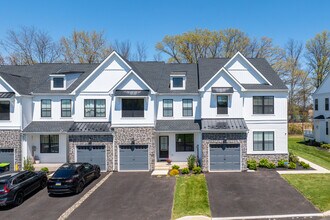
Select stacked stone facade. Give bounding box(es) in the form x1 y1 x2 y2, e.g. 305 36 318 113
0 130 21 169
68 135 113 171
202 133 247 172
113 127 155 171
246 154 288 163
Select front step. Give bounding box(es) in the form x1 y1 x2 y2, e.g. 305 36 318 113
152 162 189 176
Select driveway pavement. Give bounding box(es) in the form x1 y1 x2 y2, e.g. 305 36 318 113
69 172 175 220
0 173 107 220
206 171 320 218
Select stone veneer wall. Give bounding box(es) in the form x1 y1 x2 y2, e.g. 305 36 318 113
202 133 247 172
68 135 113 171
114 127 155 171
247 154 288 163
0 130 21 169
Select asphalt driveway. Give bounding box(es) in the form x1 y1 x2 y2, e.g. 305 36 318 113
0 173 107 220
69 172 175 220
206 171 320 218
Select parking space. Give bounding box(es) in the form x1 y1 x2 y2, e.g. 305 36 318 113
0 173 107 220
206 171 320 218
69 172 175 220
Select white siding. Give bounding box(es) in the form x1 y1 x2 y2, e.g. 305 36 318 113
22 96 33 129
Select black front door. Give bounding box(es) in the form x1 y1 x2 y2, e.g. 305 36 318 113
159 136 169 159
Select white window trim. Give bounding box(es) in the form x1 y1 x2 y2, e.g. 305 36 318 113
50 75 66 90
170 75 186 90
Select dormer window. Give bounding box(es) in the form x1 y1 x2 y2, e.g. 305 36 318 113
170 72 186 90
53 77 64 88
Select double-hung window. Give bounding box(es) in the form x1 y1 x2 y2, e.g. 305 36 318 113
0 101 10 120
61 99 71 117
163 99 173 117
253 96 274 114
176 134 194 152
217 95 228 114
84 99 106 117
40 135 59 153
41 99 51 117
182 99 193 116
253 131 274 151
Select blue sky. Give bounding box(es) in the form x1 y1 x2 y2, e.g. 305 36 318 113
0 0 329 60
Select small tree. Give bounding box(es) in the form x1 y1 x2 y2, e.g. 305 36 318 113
187 154 196 170
23 157 35 171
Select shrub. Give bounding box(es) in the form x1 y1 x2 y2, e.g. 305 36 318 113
187 154 196 170
267 162 276 169
299 161 310 169
172 164 180 170
289 151 299 163
23 157 35 171
169 169 179 176
181 167 190 174
192 166 202 174
247 159 257 170
40 167 49 173
277 159 287 168
288 162 296 169
321 144 330 149
258 158 269 168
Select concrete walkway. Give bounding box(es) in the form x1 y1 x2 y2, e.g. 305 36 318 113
277 156 330 174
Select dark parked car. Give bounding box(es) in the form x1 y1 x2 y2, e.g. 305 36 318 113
47 163 100 195
0 171 48 206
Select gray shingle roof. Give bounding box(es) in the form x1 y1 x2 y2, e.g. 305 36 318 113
156 120 201 131
201 119 248 132
68 122 112 133
198 58 287 90
23 121 74 133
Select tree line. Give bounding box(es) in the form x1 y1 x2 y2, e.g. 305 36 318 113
0 27 329 122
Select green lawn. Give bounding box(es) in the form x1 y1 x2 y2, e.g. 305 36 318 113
172 175 211 219
282 174 330 211
288 136 330 170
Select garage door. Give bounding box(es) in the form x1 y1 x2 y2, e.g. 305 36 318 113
0 149 14 171
119 145 148 171
210 144 240 171
77 146 106 171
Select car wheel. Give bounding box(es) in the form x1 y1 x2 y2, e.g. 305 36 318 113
14 192 24 206
95 169 101 179
40 178 47 189
76 181 84 194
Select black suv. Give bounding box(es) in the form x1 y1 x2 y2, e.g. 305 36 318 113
47 163 100 195
0 171 48 206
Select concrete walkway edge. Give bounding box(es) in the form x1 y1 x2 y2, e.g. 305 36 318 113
277 156 330 174
58 172 113 220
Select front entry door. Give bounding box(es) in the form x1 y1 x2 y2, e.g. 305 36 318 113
159 136 169 159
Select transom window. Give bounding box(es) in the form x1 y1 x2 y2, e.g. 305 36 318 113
41 99 51 117
182 99 193 116
53 77 64 88
176 134 194 152
315 99 318 111
326 98 329 111
253 96 274 114
0 101 10 120
253 131 274 151
122 99 144 117
163 99 173 117
61 99 71 117
40 135 59 153
84 99 106 117
217 95 228 114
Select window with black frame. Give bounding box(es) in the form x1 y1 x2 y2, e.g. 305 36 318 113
315 99 318 111
40 135 59 153
41 99 51 117
84 99 106 117
217 95 228 114
53 77 64 88
163 99 173 117
122 99 144 117
253 131 274 151
0 101 10 120
176 134 194 152
326 98 329 111
253 96 274 114
182 99 193 116
61 99 71 117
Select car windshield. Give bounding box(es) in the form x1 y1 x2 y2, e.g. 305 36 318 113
52 169 77 178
